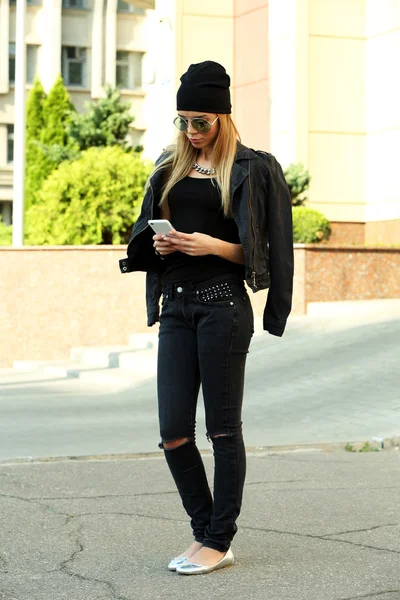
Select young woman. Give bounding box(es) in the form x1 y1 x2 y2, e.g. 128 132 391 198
120 61 294 575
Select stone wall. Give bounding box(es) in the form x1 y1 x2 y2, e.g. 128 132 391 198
1 246 147 368
0 245 399 367
327 221 400 246
305 246 400 303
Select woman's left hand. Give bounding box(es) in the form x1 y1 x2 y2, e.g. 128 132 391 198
164 229 219 256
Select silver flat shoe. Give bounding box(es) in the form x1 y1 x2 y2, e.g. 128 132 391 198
167 556 189 571
176 547 234 575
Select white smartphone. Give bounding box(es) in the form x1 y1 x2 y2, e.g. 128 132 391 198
148 219 174 235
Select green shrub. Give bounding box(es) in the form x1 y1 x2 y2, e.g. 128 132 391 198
283 163 310 206
345 441 381 452
358 441 380 452
25 146 153 245
0 217 12 246
345 443 356 452
292 206 331 243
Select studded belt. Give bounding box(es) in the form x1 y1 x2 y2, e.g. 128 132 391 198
162 276 246 302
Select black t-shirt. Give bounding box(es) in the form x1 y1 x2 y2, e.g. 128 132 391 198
162 176 245 284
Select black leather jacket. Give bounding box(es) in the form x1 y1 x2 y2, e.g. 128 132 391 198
119 142 294 337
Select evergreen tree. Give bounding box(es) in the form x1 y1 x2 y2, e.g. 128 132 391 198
41 74 75 147
25 76 75 209
25 78 47 209
26 77 46 140
68 86 134 151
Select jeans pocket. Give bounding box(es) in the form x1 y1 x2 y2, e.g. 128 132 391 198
196 296 235 309
195 281 239 308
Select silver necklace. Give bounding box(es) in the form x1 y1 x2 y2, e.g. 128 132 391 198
193 161 216 176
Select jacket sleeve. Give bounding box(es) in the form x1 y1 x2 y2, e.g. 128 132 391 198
263 155 294 337
146 270 162 326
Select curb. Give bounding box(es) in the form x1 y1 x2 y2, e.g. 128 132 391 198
1 436 399 465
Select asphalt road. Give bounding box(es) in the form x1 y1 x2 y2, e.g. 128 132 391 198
1 301 400 461
1 451 400 600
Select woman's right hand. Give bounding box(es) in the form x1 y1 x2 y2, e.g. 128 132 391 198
153 233 177 256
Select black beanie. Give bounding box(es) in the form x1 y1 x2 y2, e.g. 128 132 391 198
176 61 231 114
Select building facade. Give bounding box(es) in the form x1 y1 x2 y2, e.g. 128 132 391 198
1 0 399 243
171 0 400 244
0 0 159 224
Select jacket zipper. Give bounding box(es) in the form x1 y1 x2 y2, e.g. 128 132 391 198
230 170 259 293
251 271 258 292
248 164 258 292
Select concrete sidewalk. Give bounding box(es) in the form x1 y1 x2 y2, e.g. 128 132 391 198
1 449 399 600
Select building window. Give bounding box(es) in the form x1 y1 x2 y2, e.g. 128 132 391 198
0 202 12 226
9 43 40 84
10 1 42 5
129 128 144 151
27 45 39 84
62 47 86 86
117 0 145 15
116 51 143 89
7 125 14 164
62 0 86 7
9 43 16 84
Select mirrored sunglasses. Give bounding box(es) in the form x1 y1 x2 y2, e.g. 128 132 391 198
173 116 219 133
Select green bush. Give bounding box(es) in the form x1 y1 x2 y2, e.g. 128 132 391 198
283 163 310 206
25 146 153 245
292 206 331 243
0 217 12 246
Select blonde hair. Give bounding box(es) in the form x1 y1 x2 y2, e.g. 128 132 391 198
150 114 241 217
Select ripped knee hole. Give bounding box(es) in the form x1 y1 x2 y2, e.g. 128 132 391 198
160 437 190 450
206 432 233 441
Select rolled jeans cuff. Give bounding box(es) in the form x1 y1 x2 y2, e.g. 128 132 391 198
202 540 231 553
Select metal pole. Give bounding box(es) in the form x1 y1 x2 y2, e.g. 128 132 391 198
12 0 26 247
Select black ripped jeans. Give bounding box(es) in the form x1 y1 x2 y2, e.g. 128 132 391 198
157 274 254 552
